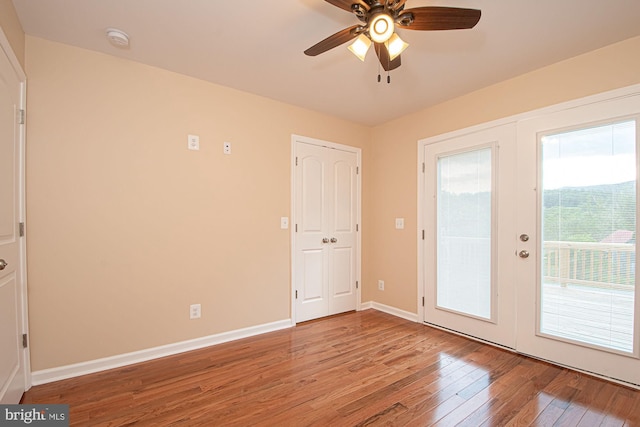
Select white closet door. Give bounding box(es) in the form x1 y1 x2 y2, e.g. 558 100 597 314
294 139 359 323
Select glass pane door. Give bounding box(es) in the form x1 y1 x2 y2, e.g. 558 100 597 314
422 123 517 349
437 147 494 320
540 120 636 354
516 92 640 387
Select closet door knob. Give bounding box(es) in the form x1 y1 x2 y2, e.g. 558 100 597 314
0 259 7 270
330 238 337 243
322 238 330 244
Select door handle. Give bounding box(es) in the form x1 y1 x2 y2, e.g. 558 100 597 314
322 238 330 244
330 237 338 243
518 250 530 259
0 259 7 270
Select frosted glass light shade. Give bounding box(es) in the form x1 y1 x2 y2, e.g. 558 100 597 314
348 34 372 61
385 33 408 60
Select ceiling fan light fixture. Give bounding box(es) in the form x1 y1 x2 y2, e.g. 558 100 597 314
385 33 409 61
348 34 372 61
305 2 482 73
369 13 394 43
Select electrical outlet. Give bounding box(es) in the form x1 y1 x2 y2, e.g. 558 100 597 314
188 134 200 151
190 303 201 319
280 217 289 229
223 142 231 155
378 280 385 291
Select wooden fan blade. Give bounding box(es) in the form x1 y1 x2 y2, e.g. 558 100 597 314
304 25 361 56
398 7 481 31
324 0 370 13
374 43 401 71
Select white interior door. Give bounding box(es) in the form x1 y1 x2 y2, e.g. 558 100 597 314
516 94 640 386
0 34 28 403
422 123 517 348
293 138 360 323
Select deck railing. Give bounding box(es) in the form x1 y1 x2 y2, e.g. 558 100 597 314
543 241 636 289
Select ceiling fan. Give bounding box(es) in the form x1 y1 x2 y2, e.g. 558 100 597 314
304 0 481 74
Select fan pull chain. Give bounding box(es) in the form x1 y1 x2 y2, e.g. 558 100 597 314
386 54 391 83
376 60 392 83
376 71 391 83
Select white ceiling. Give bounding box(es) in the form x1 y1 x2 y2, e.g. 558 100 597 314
11 0 640 126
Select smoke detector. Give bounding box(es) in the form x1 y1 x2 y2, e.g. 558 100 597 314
106 28 129 48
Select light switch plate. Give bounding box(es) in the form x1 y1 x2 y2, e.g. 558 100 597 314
188 134 200 151
395 218 405 229
280 217 289 229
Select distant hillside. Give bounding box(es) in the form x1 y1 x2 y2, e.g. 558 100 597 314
543 181 636 242
438 181 636 242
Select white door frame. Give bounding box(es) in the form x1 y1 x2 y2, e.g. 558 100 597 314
290 134 362 324
0 27 30 397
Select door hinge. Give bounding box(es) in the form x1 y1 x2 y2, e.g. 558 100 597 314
356 281 359 289
356 166 359 175
422 162 425 173
295 290 298 299
422 230 425 240
295 156 298 166
19 222 25 237
356 224 359 232
18 109 25 125
295 224 298 232
22 333 28 348
422 297 425 307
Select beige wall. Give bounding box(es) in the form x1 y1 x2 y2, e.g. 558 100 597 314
25 31 640 371
363 35 640 313
0 0 25 68
25 36 371 370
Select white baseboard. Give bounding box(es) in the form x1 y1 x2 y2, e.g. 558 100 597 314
31 318 293 386
359 301 374 310
361 301 419 322
32 303 417 386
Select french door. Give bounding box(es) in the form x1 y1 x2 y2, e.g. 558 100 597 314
292 137 360 323
516 94 640 385
421 88 640 387
422 123 517 348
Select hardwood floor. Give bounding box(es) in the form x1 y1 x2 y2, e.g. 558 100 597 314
22 310 640 426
